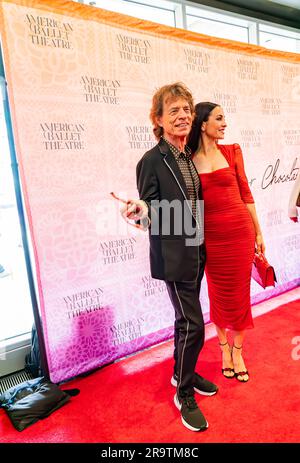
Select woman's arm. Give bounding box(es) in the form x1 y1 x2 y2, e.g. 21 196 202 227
233 144 265 254
245 203 265 254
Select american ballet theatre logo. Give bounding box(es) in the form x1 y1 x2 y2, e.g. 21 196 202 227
25 14 73 49
291 336 300 360
99 238 136 265
184 48 211 73
281 64 300 85
266 209 283 227
142 274 166 297
126 126 156 150
110 317 144 346
240 129 262 149
40 122 85 150
237 59 259 80
64 287 104 319
81 77 121 104
260 98 281 115
116 34 152 63
284 129 300 146
214 92 237 114
283 233 300 253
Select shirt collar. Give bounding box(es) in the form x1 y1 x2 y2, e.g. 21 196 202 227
162 137 191 161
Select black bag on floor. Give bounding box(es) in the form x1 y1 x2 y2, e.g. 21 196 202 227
0 376 79 431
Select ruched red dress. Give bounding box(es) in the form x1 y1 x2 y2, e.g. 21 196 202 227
199 143 255 330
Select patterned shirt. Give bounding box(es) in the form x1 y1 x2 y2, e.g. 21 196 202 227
162 137 200 221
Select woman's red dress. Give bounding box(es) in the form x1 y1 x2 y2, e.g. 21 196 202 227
199 143 256 330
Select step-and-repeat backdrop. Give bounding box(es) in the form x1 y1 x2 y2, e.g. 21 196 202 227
1 0 299 382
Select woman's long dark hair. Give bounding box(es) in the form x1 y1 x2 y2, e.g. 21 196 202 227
188 102 219 153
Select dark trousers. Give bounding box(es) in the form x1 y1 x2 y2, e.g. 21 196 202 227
165 244 206 397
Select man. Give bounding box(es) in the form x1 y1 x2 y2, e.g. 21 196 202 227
123 82 218 432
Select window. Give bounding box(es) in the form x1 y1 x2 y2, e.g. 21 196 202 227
186 5 251 43
77 0 300 52
87 0 177 27
259 24 300 53
0 89 34 342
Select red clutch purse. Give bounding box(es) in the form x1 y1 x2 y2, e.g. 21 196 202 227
251 253 277 289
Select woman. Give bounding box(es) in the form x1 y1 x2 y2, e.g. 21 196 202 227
188 102 265 382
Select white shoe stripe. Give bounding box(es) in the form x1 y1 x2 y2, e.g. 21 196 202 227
173 282 190 393
171 376 217 396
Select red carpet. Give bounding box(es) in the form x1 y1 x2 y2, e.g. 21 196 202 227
1 299 300 443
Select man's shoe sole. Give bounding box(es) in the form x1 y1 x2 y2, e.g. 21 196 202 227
173 394 208 432
171 376 217 396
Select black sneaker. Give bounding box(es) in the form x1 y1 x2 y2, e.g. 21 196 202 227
171 373 218 396
174 393 208 432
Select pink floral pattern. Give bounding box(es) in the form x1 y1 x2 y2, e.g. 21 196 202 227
1 1 299 384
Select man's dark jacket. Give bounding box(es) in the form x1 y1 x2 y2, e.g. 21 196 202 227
136 138 204 282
